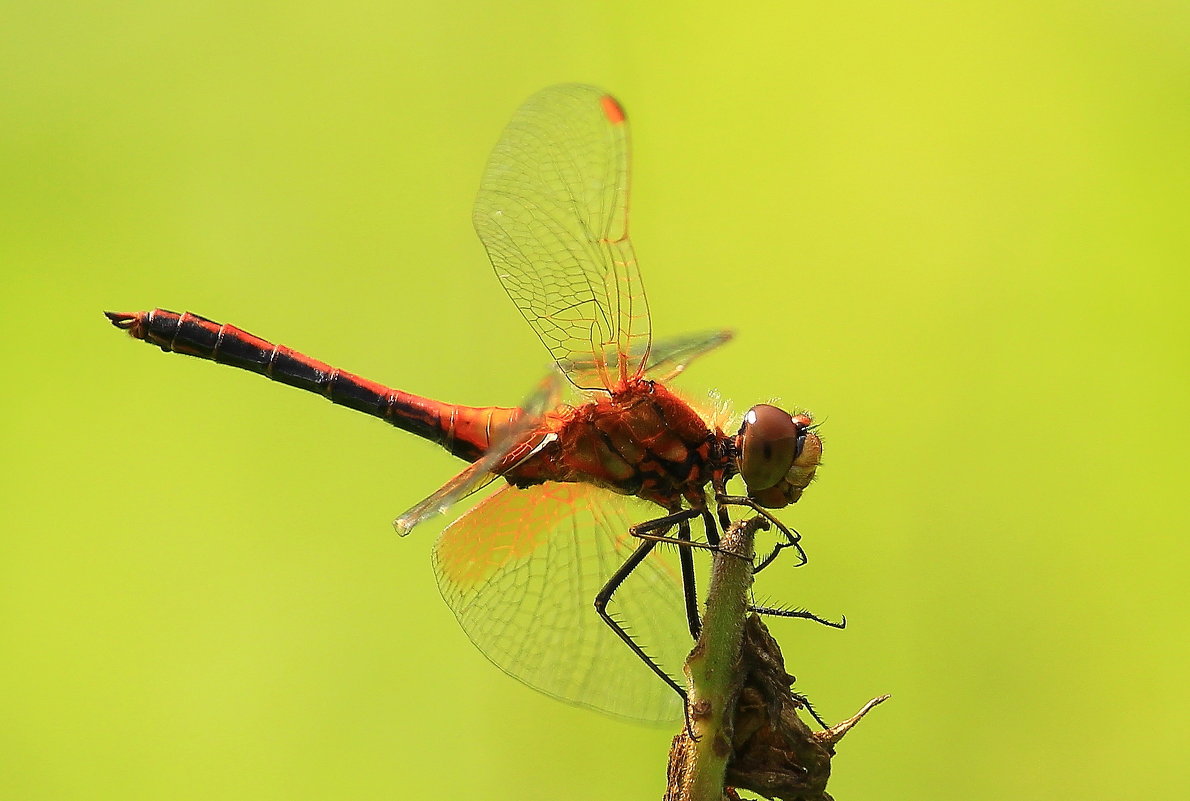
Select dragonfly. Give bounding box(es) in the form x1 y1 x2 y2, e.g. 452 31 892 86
106 84 833 725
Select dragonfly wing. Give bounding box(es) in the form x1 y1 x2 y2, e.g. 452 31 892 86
393 372 565 535
393 459 503 536
433 482 691 724
474 84 651 392
562 329 733 385
643 330 733 382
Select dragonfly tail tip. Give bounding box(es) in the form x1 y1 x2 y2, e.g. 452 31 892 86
104 310 137 329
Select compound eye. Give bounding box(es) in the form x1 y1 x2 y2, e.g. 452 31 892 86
738 404 801 492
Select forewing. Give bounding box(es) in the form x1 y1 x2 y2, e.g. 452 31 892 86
474 84 651 391
433 482 689 724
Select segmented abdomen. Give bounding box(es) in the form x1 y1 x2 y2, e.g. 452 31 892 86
106 308 521 463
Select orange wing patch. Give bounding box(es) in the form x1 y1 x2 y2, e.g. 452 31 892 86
435 482 589 588
431 481 689 724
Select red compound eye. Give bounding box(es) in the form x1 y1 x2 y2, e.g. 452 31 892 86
738 404 802 492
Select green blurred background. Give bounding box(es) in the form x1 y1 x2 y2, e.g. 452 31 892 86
3 1 1187 798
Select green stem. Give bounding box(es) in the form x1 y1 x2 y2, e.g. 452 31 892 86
676 516 764 801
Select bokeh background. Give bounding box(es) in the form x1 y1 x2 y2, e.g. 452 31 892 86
3 2 1187 799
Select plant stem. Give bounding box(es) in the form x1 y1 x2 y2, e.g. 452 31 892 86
664 516 889 801
666 516 762 801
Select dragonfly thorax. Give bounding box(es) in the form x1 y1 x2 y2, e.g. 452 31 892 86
503 379 731 510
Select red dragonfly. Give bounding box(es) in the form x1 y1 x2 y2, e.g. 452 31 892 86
107 85 830 725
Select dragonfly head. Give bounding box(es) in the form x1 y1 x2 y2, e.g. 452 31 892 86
735 404 822 509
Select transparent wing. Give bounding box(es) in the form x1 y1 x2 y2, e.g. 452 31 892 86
433 482 691 724
393 457 504 537
562 330 733 386
393 372 565 535
642 329 733 382
474 84 650 392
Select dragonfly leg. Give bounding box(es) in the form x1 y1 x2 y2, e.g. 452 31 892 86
750 605 846 629
631 510 747 561
716 493 808 571
632 510 713 740
631 531 720 551
629 507 705 546
677 519 700 639
674 510 723 640
701 508 721 547
629 509 729 640
593 539 687 701
595 507 743 710
792 690 831 730
752 529 804 574
628 508 704 639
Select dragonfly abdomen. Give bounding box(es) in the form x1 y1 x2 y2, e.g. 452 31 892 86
105 309 520 462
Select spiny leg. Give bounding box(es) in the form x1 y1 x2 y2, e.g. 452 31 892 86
717 492 808 570
793 690 831 730
750 599 845 729
626 508 705 640
751 518 806 574
594 507 732 711
632 509 747 559
673 511 726 639
676 519 700 639
716 498 732 536
595 506 768 721
701 508 721 547
750 605 846 629
678 510 724 640
629 507 705 548
594 538 686 702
